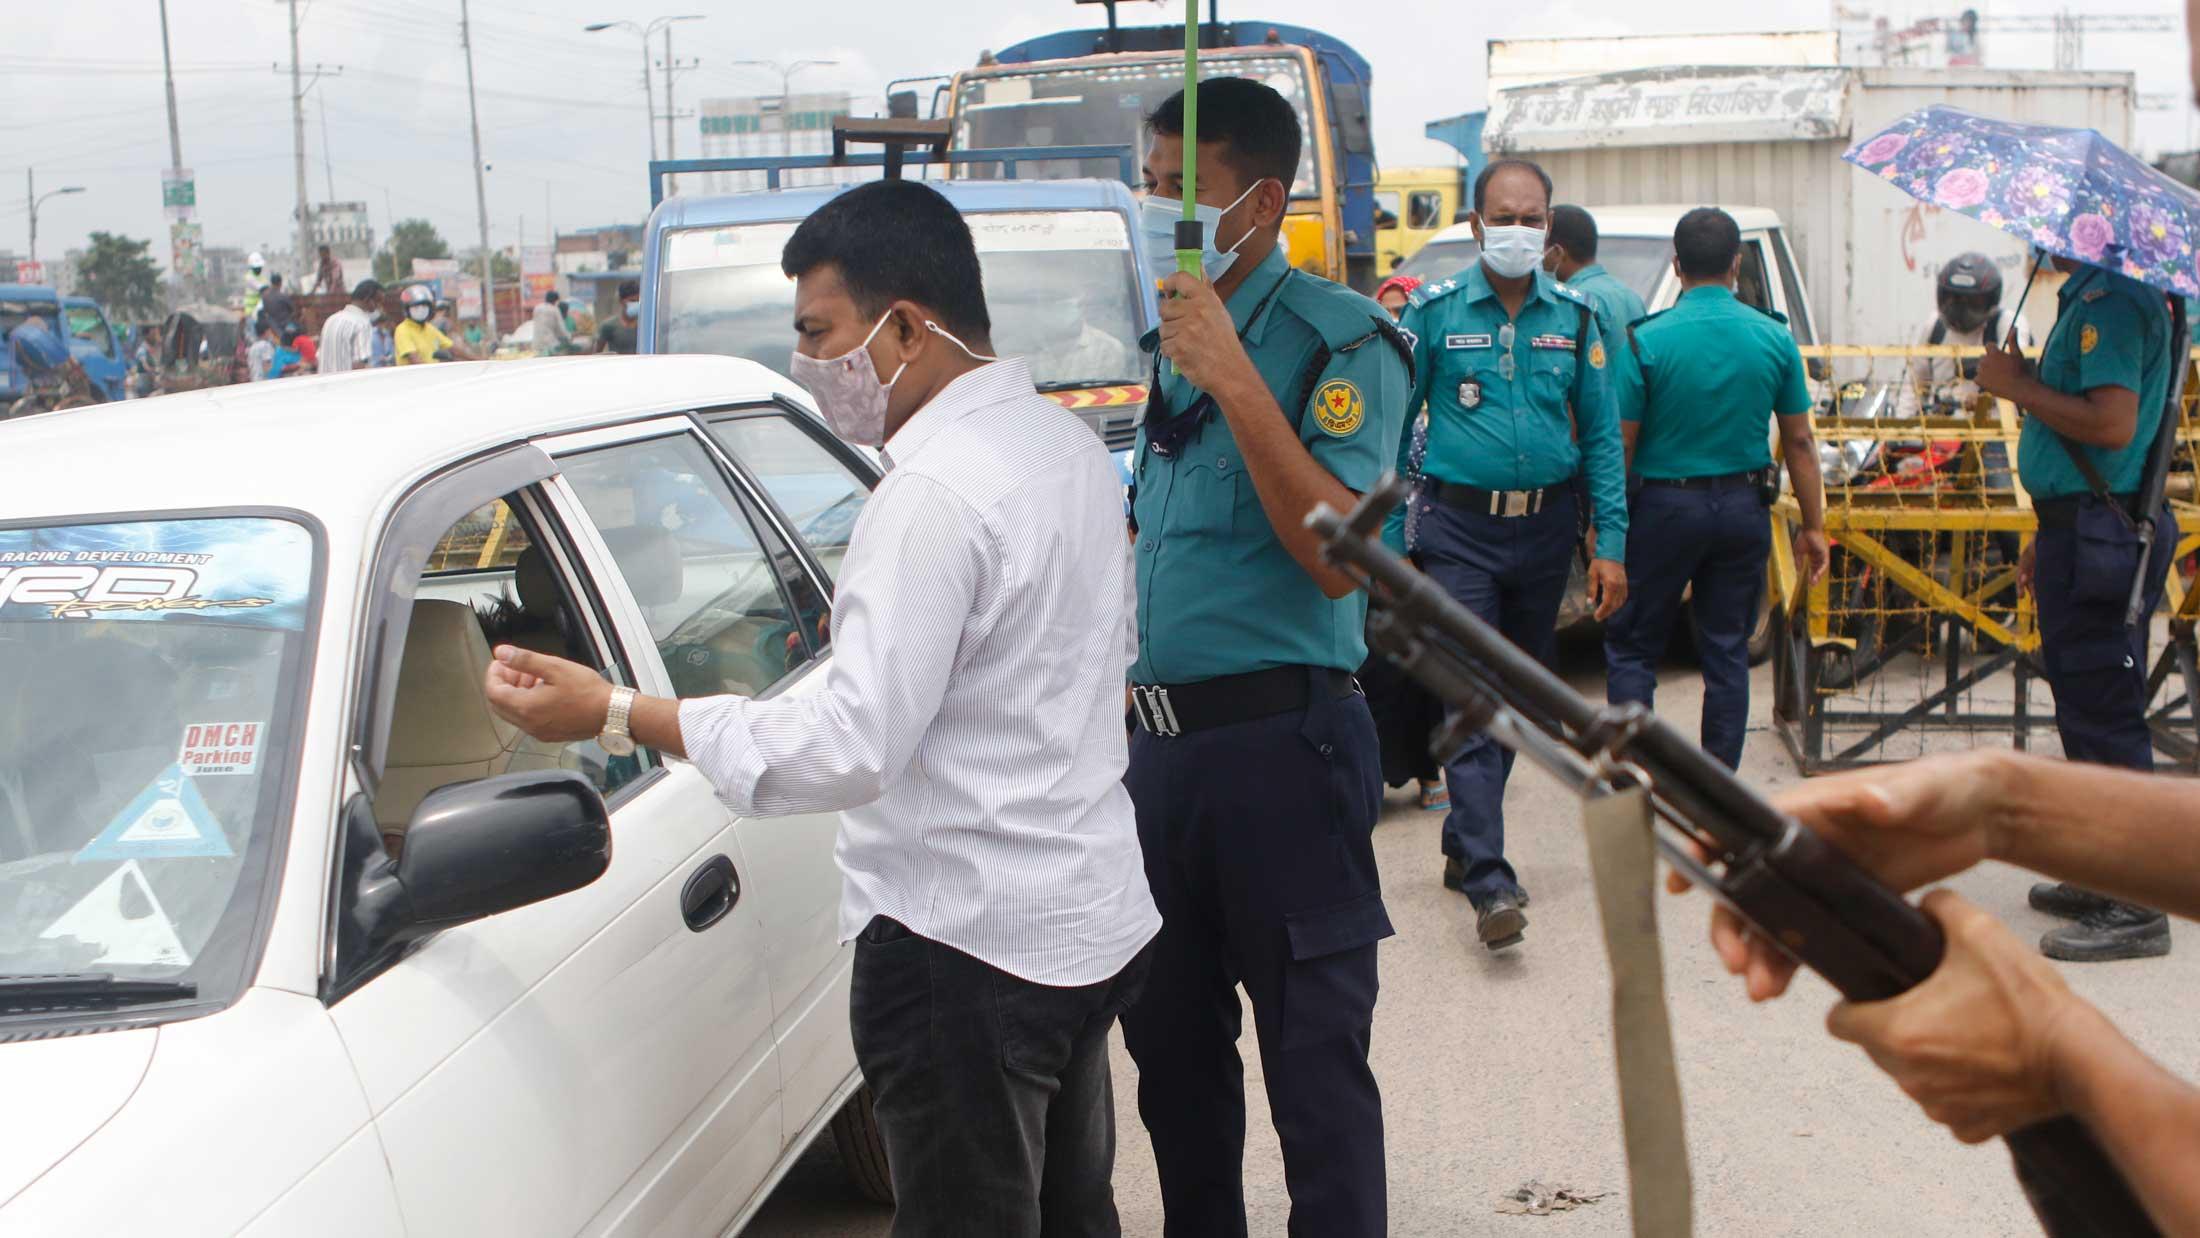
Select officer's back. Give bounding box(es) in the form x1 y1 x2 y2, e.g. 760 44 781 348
1547 203 1647 357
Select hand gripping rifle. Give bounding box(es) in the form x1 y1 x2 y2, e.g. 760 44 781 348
1307 478 2156 1238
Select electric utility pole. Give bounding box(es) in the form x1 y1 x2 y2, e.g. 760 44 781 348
288 0 312 283
460 0 498 341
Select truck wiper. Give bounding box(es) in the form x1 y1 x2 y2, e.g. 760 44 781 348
0 972 199 1012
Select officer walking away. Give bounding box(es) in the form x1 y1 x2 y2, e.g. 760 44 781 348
1397 158 1629 951
1604 207 1831 770
1545 204 1647 351
1976 249 2178 961
1123 76 1409 1237
1897 253 2036 416
532 290 574 355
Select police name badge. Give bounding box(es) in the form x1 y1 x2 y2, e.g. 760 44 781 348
1446 334 1492 350
1313 379 1365 436
1459 379 1482 409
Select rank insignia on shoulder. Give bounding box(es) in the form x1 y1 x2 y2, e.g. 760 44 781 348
1588 341 1607 369
1459 379 1482 409
1312 378 1365 436
2081 323 2099 354
1446 333 1492 350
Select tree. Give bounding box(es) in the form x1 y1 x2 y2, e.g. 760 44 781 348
461 247 520 282
373 217 452 283
75 232 162 319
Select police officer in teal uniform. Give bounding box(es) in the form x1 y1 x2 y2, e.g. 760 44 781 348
1121 77 1409 1237
1546 203 1647 354
1605 207 1831 769
1977 250 2178 962
1397 158 1629 951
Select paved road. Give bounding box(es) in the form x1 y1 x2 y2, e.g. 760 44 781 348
747 649 2200 1236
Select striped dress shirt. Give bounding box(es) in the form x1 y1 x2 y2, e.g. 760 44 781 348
680 358 1159 986
316 304 374 375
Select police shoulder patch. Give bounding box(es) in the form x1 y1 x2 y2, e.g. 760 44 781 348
1588 340 1607 369
2081 323 2099 354
1312 378 1365 437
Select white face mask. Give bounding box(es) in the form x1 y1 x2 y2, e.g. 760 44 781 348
622 299 638 319
787 310 996 447
1139 180 1265 286
1479 224 1551 280
407 304 433 323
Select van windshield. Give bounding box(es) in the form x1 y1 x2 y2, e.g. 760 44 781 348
0 515 317 1020
658 208 1145 390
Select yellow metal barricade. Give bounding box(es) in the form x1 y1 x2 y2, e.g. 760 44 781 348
1763 345 2200 772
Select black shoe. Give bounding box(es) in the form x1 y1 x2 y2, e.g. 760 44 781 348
2029 882 2115 920
1443 858 1531 907
2040 903 2171 962
1475 893 1527 951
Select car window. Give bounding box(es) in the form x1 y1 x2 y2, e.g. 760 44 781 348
1737 239 1774 314
1770 229 1815 344
64 307 114 355
0 514 317 1017
701 411 873 586
373 495 651 851
1373 190 1400 229
1394 236 1479 284
1407 190 1444 232
561 434 816 699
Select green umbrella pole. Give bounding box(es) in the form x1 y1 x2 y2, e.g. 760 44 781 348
1175 0 1203 280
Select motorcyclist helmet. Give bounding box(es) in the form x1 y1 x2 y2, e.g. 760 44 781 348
1936 253 2003 335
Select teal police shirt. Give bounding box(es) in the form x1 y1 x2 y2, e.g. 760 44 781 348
1566 262 1648 364
2016 263 2173 501
1398 263 1629 561
1130 243 1410 685
1617 285 1814 480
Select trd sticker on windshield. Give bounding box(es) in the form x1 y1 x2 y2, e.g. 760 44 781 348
38 861 193 969
178 721 263 776
0 516 312 629
74 764 233 863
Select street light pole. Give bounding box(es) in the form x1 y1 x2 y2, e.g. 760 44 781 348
732 60 841 159
158 0 184 172
26 172 86 268
586 16 703 189
460 0 498 341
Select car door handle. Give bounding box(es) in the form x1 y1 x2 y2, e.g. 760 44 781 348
680 854 740 932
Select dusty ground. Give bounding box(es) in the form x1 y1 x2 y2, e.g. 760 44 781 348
746 645 2198 1237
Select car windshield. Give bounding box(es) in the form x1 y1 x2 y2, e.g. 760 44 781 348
658 209 1144 390
1394 237 1479 284
952 54 1320 198
0 515 317 1016
1392 235 1674 303
1 298 62 339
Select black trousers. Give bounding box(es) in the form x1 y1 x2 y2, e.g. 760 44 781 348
1119 674 1393 1238
850 916 1150 1238
2034 503 2177 770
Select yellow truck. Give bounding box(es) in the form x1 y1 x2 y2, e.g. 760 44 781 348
1372 167 1462 276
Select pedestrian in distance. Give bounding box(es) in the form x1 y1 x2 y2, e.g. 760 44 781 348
317 280 383 375
1975 248 2179 961
1397 158 1630 951
596 279 641 354
313 243 345 295
483 178 1158 1238
246 319 278 382
532 289 573 355
1682 748 2200 1228
256 273 296 338
1603 206 1832 770
1122 75 1409 1238
1544 204 1647 368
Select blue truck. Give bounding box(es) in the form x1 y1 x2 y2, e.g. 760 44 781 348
0 284 127 406
640 142 1159 450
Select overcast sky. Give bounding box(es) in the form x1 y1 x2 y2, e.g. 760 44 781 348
3 0 2193 272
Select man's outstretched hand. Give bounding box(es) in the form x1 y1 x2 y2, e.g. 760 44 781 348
484 645 612 743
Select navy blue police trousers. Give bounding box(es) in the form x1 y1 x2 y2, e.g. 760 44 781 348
1604 482 1773 769
1120 673 1391 1238
1410 486 1579 903
2033 501 2176 770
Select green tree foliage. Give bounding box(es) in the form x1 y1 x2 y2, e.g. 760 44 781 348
75 232 162 319
373 218 453 283
460 247 521 281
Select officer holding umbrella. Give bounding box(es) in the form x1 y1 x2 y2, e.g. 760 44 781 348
1847 108 2189 960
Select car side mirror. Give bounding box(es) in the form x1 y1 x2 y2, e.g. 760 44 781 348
337 770 610 992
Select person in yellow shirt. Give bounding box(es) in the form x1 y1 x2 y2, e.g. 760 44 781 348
393 284 479 365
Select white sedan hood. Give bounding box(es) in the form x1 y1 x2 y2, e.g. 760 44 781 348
0 1027 156 1205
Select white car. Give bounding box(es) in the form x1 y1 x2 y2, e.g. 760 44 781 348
0 357 891 1235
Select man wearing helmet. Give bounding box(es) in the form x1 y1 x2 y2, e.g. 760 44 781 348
393 284 479 365
242 253 267 325
1898 252 2035 415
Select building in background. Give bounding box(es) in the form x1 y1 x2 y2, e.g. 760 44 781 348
554 224 642 281
696 92 862 193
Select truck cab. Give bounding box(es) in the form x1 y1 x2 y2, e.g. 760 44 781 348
61 296 128 402
1373 167 1463 277
0 284 66 406
641 177 1157 450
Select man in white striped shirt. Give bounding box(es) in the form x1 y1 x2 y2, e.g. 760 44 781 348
315 280 381 375
484 180 1159 1237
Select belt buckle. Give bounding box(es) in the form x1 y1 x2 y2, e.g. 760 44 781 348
1502 490 1530 518
1134 686 1182 737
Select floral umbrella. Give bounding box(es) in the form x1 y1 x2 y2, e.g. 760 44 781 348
1844 105 2200 298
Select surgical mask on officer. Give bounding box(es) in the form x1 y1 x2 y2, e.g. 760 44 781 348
1479 225 1550 280
788 308 997 448
1139 179 1269 286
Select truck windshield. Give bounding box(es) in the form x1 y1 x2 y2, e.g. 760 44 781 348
1 298 63 339
659 208 1145 390
0 515 317 1022
65 306 114 354
951 54 1320 198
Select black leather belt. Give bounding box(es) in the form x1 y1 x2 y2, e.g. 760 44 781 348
2033 493 2139 530
1641 468 1768 491
1131 666 1358 737
1428 479 1567 518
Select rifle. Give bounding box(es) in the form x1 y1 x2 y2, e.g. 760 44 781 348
1306 478 2157 1238
2122 299 2189 628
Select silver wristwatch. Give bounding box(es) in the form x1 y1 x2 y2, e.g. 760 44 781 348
600 685 638 757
